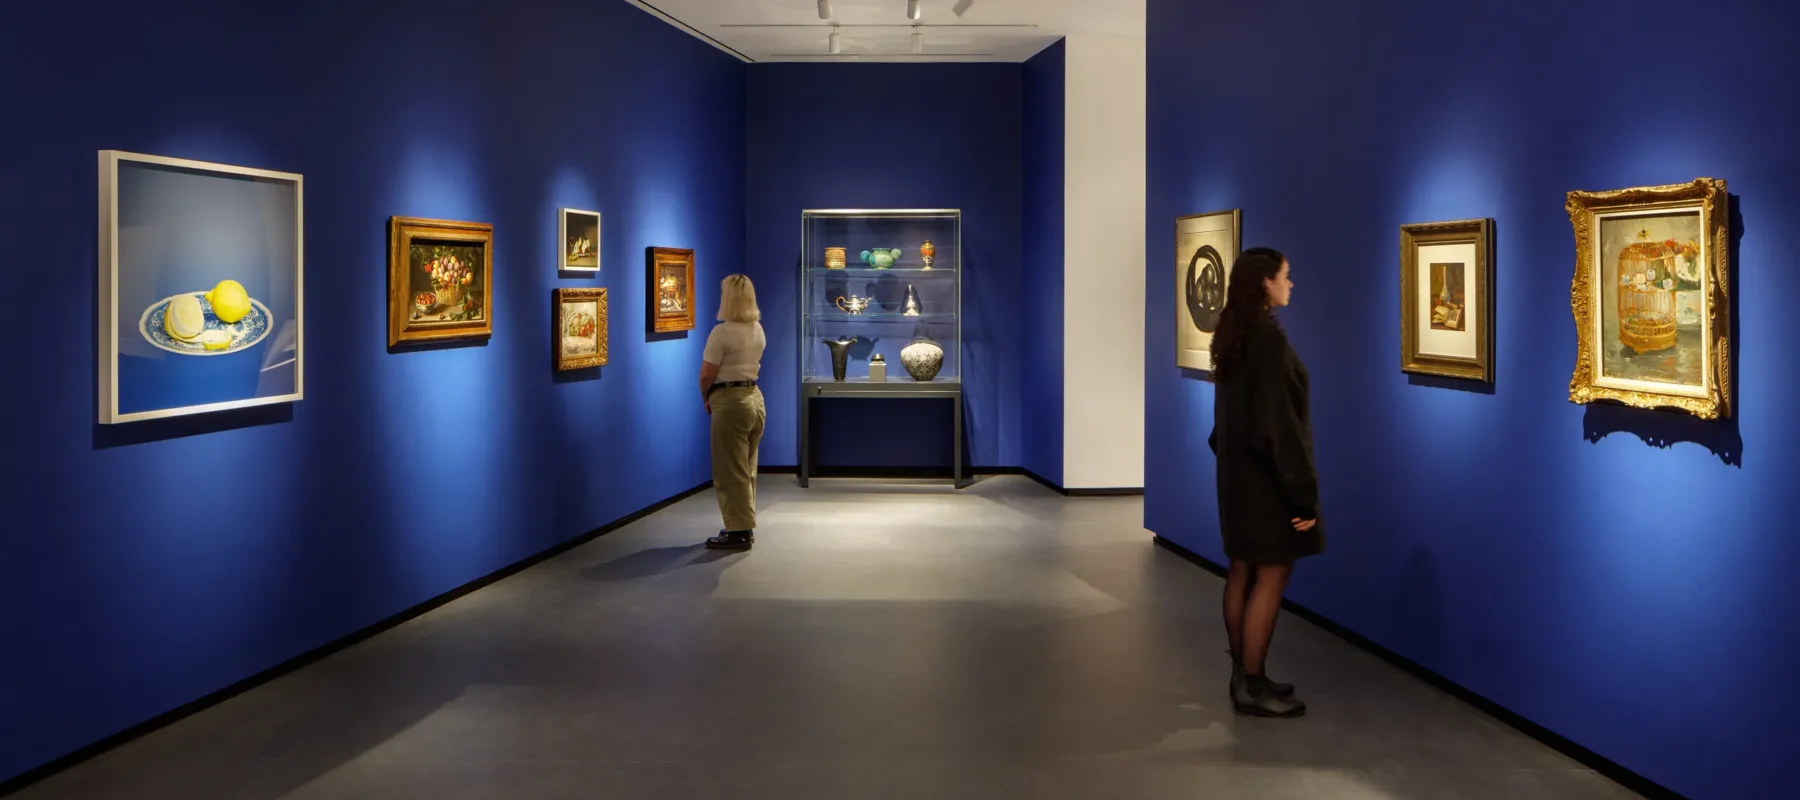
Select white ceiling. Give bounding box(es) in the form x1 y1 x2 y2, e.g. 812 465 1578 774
626 0 1144 63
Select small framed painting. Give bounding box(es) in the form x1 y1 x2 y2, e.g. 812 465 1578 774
553 287 608 370
1566 178 1730 418
1174 209 1240 372
98 150 304 424
1400 217 1494 382
559 208 600 272
388 216 493 347
648 246 695 333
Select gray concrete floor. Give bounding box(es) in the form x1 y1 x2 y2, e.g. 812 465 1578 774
12 476 1641 799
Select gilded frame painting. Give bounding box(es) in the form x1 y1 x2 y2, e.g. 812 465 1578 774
648 246 695 333
1400 217 1493 382
97 150 304 424
553 287 608 370
1566 177 1730 419
388 216 494 347
1174 209 1240 372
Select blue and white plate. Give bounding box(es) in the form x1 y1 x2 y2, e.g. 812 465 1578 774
138 292 273 356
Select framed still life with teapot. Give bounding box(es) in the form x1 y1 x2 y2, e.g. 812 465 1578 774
1566 177 1730 419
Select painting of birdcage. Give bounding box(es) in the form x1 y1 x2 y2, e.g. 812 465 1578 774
1566 178 1730 419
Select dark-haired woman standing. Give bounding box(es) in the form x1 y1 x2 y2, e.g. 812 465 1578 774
1206 246 1322 718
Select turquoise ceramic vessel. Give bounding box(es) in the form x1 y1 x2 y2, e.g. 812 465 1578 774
860 248 903 269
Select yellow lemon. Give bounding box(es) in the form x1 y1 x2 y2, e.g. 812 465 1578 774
200 330 231 351
206 279 252 324
164 294 205 341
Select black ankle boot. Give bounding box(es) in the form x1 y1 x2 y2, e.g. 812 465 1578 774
1229 650 1294 699
1233 672 1306 718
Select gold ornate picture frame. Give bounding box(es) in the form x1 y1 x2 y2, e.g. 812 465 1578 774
647 246 695 333
1400 218 1493 382
1566 177 1730 418
553 287 608 371
388 216 494 347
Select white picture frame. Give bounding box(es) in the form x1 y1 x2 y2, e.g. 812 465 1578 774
98 150 304 424
559 207 601 272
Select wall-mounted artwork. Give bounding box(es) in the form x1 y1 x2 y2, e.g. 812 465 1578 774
559 208 599 272
388 216 493 347
554 287 607 370
648 246 695 333
1174 209 1240 372
97 150 304 424
1567 177 1730 418
1400 218 1493 382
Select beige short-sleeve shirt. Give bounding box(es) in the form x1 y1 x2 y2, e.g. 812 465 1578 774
703 321 766 382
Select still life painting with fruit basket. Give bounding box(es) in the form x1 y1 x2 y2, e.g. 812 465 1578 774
1567 177 1730 419
388 216 494 347
554 288 608 371
99 150 304 424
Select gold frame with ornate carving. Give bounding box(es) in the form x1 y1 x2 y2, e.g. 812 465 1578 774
1566 177 1730 418
552 287 608 371
1400 217 1493 382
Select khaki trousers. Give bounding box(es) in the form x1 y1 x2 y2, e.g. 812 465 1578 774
710 386 766 531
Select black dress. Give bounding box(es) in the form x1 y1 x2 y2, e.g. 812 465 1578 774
1208 322 1325 564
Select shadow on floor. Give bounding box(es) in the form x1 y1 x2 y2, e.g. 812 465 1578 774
579 544 740 582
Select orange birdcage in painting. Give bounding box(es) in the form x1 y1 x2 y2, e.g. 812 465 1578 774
1616 229 1682 353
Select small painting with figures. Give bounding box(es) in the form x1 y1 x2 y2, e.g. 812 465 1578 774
560 208 599 271
553 287 607 370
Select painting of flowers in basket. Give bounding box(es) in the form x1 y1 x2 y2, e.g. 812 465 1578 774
1566 177 1730 419
388 217 493 347
554 287 607 370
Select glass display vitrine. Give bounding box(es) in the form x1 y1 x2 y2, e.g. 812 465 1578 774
798 208 965 487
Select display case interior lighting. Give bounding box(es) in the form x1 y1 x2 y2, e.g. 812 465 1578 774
818 0 831 19
912 27 923 53
908 0 921 20
829 26 840 53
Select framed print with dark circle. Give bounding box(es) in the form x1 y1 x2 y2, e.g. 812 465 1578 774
1400 217 1493 382
559 207 599 272
98 150 304 424
388 216 493 347
1174 209 1240 372
1566 177 1730 419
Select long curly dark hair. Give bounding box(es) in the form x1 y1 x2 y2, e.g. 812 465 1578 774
1208 247 1287 382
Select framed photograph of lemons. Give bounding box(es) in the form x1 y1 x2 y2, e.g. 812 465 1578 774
98 151 303 424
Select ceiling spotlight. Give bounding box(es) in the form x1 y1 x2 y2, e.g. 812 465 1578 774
818 0 831 19
907 0 921 21
829 26 841 54
912 27 923 53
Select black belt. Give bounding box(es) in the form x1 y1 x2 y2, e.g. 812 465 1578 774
709 380 757 394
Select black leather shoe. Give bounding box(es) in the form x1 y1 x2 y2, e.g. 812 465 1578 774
1230 651 1294 698
1232 674 1306 718
705 530 753 549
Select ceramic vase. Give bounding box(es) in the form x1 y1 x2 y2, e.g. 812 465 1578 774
920 239 935 269
822 336 857 381
900 337 944 381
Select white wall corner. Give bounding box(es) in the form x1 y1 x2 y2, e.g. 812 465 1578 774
1061 34 1147 490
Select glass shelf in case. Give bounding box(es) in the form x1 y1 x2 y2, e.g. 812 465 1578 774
800 209 962 386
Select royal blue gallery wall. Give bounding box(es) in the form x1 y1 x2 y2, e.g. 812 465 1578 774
1021 41 1067 486
1143 1 1798 797
745 64 1024 469
0 0 743 784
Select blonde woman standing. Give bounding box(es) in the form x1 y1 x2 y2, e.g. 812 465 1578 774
700 274 767 550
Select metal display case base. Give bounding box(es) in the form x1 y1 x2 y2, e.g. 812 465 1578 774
797 379 966 489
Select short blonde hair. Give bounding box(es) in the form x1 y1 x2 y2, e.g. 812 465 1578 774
717 273 760 322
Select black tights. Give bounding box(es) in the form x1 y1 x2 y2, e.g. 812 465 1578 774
1223 559 1293 677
